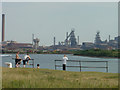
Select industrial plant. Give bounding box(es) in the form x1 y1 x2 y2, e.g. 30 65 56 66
49 28 80 51
1 14 119 53
81 31 119 50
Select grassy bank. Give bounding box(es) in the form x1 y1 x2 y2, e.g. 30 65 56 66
2 68 118 88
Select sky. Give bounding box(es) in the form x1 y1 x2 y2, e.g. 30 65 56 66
2 2 118 46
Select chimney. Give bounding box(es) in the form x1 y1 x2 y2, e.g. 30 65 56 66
54 37 55 46
77 36 79 45
32 34 34 45
109 35 110 42
2 14 5 42
66 32 68 39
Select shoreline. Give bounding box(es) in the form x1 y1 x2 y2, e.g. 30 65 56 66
73 54 119 59
1 53 119 59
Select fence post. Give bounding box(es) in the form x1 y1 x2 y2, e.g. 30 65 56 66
106 61 108 72
15 59 16 68
55 60 56 70
33 59 34 68
79 61 81 72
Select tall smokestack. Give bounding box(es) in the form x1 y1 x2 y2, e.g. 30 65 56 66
66 32 68 38
2 14 5 42
54 37 56 46
109 35 110 42
32 34 34 45
77 36 79 45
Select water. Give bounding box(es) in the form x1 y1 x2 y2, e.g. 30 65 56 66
1 54 118 73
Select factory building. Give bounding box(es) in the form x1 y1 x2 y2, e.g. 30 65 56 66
94 32 119 50
81 31 119 50
2 41 33 49
94 31 107 45
7 43 33 49
81 42 94 50
108 36 119 49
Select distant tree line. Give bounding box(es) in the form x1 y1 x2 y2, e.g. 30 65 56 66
73 49 119 58
1 49 120 58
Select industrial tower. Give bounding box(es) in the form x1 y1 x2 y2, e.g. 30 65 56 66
33 38 40 49
95 31 102 44
32 34 40 49
65 28 77 47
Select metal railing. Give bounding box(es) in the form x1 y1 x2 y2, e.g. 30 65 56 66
12 58 35 68
55 60 108 72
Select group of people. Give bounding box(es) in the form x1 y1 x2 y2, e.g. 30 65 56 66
15 51 31 68
15 51 68 70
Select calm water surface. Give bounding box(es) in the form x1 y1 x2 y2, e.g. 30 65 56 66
1 54 118 73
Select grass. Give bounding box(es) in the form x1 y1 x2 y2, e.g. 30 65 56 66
2 67 118 88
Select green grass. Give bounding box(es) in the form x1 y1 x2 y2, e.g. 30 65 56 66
2 68 118 88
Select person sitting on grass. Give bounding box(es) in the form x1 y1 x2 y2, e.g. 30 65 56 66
15 51 22 68
37 64 40 69
23 53 31 68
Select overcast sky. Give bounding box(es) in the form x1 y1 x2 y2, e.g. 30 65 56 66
2 2 118 46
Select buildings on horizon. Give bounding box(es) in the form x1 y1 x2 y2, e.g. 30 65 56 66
81 32 119 50
1 31 119 52
1 14 119 52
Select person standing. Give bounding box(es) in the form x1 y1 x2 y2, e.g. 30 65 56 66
23 53 31 68
15 51 22 68
63 55 68 71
